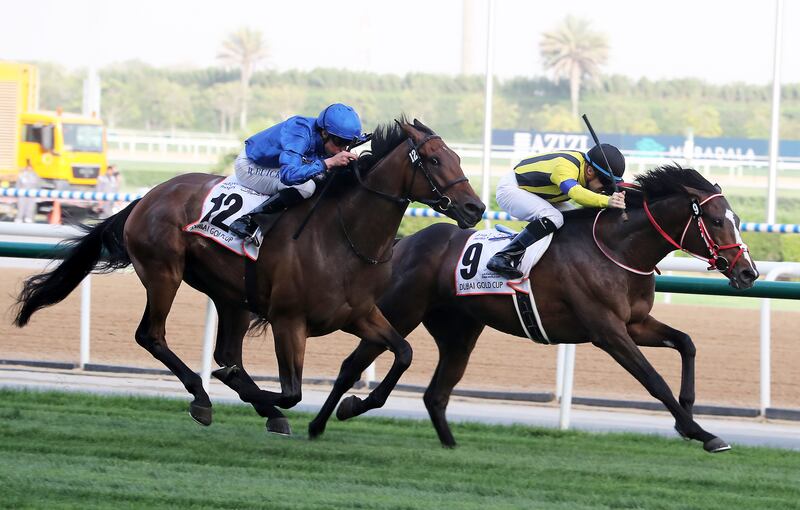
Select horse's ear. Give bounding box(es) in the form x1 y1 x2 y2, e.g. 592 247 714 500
713 183 722 193
681 184 707 201
413 118 433 134
397 118 423 142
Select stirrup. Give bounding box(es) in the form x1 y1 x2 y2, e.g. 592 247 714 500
243 226 261 247
229 216 254 238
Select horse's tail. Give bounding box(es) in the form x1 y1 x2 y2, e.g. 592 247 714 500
14 199 141 327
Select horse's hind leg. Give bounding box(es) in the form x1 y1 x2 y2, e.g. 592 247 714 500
335 307 412 421
210 305 290 434
420 308 484 448
134 278 212 425
593 322 729 453
628 315 696 417
308 339 388 439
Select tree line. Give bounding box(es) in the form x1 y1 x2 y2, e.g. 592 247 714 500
34 59 800 142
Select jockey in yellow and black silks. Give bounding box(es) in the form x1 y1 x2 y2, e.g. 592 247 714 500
486 143 628 279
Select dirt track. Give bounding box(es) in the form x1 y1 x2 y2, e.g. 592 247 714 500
1 268 798 409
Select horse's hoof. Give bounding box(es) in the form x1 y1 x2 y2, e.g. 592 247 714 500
308 420 326 440
211 365 239 383
336 395 362 421
704 437 731 453
189 403 212 426
266 417 292 436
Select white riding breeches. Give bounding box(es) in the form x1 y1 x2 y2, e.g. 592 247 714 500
495 171 578 227
234 149 316 199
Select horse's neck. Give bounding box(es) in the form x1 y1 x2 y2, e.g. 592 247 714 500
602 199 685 271
334 159 409 261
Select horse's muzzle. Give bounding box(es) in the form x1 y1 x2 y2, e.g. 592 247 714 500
455 201 485 228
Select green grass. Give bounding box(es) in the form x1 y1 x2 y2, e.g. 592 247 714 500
1 389 799 509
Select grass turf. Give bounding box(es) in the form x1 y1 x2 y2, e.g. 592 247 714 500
1 389 798 509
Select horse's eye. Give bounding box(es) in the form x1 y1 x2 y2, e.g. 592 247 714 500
430 157 440 166
712 218 724 227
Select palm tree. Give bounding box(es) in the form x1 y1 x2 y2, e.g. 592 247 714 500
218 28 269 129
540 16 608 119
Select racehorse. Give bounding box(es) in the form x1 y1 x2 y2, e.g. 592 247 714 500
13 118 485 435
309 164 759 453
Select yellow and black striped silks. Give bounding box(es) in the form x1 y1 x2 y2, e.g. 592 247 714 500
513 150 610 208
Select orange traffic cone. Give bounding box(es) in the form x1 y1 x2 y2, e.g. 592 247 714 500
48 200 62 225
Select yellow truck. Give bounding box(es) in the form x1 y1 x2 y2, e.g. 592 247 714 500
0 61 107 190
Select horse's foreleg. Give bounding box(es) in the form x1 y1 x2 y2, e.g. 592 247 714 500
593 323 729 453
211 305 287 430
227 316 306 435
308 340 387 440
134 282 211 426
336 307 412 421
421 310 484 448
627 316 696 417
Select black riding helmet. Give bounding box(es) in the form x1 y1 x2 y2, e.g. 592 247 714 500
586 143 625 188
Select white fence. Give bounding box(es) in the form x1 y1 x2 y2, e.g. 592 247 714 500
106 129 800 178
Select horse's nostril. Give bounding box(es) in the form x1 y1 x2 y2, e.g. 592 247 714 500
742 269 757 282
465 202 485 218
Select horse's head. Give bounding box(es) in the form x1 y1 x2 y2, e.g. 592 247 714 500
395 119 485 228
677 184 759 289
638 165 758 289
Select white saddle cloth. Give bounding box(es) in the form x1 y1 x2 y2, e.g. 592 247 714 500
454 227 552 296
183 175 268 260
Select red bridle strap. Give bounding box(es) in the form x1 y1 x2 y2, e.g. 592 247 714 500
644 193 748 274
592 210 656 275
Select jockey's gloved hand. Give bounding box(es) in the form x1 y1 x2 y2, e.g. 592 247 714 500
608 191 626 209
324 151 358 170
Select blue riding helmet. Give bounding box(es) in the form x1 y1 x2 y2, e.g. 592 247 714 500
316 103 367 143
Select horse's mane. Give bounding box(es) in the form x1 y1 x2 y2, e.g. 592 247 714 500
562 163 719 220
635 163 719 202
357 115 434 172
322 115 433 196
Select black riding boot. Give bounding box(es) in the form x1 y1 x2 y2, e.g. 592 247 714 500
229 188 304 240
486 217 558 279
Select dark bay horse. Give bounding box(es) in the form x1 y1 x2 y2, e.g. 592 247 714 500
14 118 485 434
309 165 759 452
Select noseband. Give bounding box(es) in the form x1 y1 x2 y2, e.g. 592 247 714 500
644 193 748 274
353 134 468 211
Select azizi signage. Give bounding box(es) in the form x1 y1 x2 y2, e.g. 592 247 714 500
494 130 800 161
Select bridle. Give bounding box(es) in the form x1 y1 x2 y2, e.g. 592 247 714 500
593 193 749 276
352 134 468 212
644 193 748 274
343 133 467 265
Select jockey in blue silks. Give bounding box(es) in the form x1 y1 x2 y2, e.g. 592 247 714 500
229 103 367 241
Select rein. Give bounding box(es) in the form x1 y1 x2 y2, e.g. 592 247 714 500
337 204 393 265
593 193 748 276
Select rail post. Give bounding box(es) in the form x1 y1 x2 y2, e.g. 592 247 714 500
200 298 217 391
79 275 91 369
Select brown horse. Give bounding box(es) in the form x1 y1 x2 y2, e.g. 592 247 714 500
309 165 758 452
13 118 485 434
